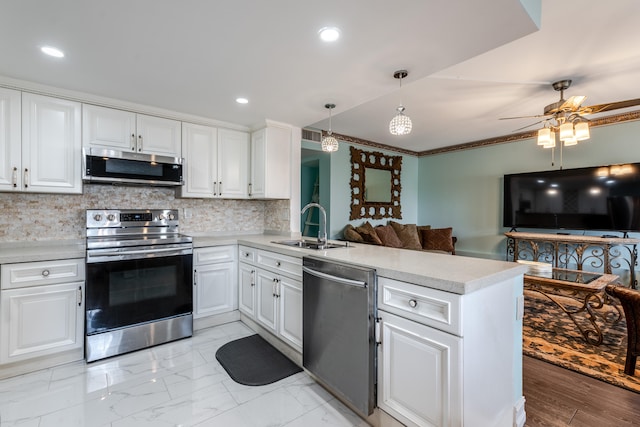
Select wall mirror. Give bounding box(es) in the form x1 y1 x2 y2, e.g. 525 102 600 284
349 146 402 220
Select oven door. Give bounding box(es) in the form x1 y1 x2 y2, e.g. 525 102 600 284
85 246 193 335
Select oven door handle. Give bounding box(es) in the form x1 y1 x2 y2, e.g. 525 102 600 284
87 246 192 262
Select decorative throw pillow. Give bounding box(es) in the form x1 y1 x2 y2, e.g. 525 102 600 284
343 224 365 242
375 225 403 248
389 221 422 250
420 227 455 253
416 225 432 247
355 222 383 245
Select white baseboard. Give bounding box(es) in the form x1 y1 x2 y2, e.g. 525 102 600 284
514 396 526 427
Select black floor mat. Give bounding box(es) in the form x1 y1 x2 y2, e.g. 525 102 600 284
215 334 302 386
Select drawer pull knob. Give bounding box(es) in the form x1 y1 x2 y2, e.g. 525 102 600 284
408 299 418 308
276 261 281 267
41 269 50 277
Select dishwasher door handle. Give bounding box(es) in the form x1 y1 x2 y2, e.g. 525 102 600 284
303 266 367 288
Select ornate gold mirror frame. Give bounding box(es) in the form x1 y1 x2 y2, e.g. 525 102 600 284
349 146 402 220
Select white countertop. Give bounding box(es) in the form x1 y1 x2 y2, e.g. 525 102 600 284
0 234 526 295
193 234 527 295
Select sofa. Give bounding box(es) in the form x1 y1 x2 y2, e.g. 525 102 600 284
342 221 457 255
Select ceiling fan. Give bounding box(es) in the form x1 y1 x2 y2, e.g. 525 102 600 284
501 79 640 132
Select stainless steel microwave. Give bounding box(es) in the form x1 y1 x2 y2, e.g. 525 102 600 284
83 148 183 186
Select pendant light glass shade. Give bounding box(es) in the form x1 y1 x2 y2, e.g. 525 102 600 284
321 103 339 152
389 70 412 136
542 130 556 148
537 127 552 145
559 122 574 141
389 105 413 135
574 121 590 141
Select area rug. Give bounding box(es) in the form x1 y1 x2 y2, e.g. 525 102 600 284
215 334 302 386
523 288 640 393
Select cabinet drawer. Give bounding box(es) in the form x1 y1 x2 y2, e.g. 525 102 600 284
256 249 301 280
238 245 257 263
378 277 462 336
194 245 236 265
1 259 85 290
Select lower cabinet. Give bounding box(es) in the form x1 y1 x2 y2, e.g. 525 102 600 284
377 311 461 427
238 246 302 352
193 246 238 319
0 258 85 367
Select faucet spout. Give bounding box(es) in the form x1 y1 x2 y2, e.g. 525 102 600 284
301 202 327 246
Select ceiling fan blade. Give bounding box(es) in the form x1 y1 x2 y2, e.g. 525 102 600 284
511 119 547 132
558 95 587 111
499 113 549 120
579 98 640 114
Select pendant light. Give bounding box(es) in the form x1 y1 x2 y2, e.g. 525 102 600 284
321 103 339 152
389 70 412 136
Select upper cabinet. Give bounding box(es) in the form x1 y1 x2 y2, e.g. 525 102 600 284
250 123 292 199
0 90 82 194
178 123 249 199
82 104 181 158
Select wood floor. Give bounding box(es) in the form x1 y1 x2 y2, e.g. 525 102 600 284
523 355 640 426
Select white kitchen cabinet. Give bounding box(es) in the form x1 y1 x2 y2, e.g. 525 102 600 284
378 311 461 427
238 262 256 317
193 246 238 319
0 258 85 365
239 246 302 352
178 123 249 199
82 104 181 158
376 275 524 427
1 93 82 194
0 88 21 192
250 123 291 199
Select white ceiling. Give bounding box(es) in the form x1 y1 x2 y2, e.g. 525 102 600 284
2 0 639 153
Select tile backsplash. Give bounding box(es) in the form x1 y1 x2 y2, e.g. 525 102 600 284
0 185 291 242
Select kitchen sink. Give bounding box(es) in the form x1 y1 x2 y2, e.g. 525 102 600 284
272 239 350 250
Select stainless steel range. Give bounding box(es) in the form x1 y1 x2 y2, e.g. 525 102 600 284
85 209 193 362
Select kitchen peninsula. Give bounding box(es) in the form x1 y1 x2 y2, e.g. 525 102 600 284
0 235 527 427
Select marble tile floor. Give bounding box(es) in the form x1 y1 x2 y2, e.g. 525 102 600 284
0 321 369 427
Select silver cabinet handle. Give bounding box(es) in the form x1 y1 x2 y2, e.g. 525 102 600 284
12 167 17 187
248 183 252 196
194 269 197 286
408 299 418 308
250 270 255 286
219 182 222 195
213 181 218 196
41 269 50 277
138 135 143 152
23 168 29 188
131 133 136 151
77 286 83 306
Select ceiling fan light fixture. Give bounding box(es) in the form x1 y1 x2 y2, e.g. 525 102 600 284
542 131 556 148
389 70 412 136
574 121 590 141
537 127 552 146
559 122 574 141
321 103 339 152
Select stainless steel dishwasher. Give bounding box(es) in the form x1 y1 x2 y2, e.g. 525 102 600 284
302 256 377 417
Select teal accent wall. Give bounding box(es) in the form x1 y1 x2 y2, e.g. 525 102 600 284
301 142 332 238
418 120 640 260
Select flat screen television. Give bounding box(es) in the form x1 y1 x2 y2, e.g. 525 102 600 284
503 163 640 232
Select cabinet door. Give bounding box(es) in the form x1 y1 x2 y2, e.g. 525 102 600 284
0 282 84 364
218 128 249 198
180 123 217 198
378 311 462 427
193 261 237 318
277 276 302 351
82 104 136 151
238 263 256 317
249 128 266 198
136 114 181 157
21 94 82 194
255 269 277 332
0 88 21 192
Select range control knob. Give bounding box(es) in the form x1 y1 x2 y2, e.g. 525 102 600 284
93 214 102 222
107 214 116 221
158 214 166 221
167 213 175 220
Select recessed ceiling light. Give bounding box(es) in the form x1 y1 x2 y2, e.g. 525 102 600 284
318 27 340 42
236 97 249 104
41 46 64 58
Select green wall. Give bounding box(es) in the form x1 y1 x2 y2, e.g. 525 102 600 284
418 120 640 260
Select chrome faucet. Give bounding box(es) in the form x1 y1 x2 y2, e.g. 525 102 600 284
301 202 327 247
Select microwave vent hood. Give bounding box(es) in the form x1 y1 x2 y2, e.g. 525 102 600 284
83 148 183 187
